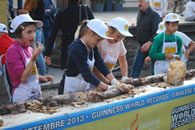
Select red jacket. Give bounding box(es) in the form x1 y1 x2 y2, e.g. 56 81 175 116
0 34 14 64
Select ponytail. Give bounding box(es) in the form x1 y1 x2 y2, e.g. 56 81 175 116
78 20 88 38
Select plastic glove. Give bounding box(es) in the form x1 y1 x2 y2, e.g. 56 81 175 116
111 78 120 86
107 85 114 90
121 76 128 82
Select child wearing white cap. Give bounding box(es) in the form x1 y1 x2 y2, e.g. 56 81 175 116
6 14 53 102
64 19 120 93
149 13 182 75
0 23 14 101
150 0 168 18
0 23 13 73
146 21 195 67
157 21 195 66
93 17 132 83
183 0 195 21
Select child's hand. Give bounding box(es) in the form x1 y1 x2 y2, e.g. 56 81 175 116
175 55 180 60
39 75 54 84
172 54 180 60
165 54 174 60
145 56 151 63
35 42 43 55
166 54 180 60
32 42 44 60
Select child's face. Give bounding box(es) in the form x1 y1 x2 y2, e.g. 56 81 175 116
165 22 179 35
20 24 36 46
87 30 104 48
108 30 124 44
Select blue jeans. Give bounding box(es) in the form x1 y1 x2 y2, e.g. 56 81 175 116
130 45 148 78
34 28 47 76
9 0 23 10
44 27 50 45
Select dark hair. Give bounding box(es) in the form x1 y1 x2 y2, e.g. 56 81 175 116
109 26 117 34
14 22 36 38
165 21 179 25
68 0 80 5
165 21 170 25
78 20 88 38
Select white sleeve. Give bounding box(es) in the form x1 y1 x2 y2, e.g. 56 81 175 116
192 4 195 12
150 0 154 7
163 0 168 14
175 31 192 47
119 41 127 56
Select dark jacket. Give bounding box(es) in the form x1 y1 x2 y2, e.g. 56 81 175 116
136 7 162 45
65 39 110 87
45 4 94 57
29 0 45 22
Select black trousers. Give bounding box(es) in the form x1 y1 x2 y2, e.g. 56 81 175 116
60 48 68 69
58 72 66 95
60 36 74 69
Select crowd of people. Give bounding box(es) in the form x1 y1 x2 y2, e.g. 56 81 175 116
0 0 195 102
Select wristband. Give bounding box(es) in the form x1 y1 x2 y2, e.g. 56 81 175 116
105 85 108 90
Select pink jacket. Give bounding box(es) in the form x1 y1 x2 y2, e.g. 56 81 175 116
6 41 33 88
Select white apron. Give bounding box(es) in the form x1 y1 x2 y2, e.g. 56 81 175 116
104 44 118 70
153 0 163 17
64 41 95 93
104 55 117 71
154 34 177 75
12 48 41 102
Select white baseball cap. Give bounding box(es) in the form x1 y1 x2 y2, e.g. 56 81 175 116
164 13 180 22
0 23 8 33
87 19 113 39
156 21 166 34
108 17 133 37
10 14 43 33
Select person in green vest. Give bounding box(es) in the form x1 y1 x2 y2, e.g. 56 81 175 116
149 13 182 75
